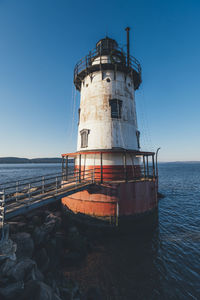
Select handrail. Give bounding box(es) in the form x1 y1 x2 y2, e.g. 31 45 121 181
0 166 156 229
73 45 141 84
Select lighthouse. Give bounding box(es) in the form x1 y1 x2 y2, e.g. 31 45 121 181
61 28 158 226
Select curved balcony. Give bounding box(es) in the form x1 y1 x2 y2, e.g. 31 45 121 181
74 46 142 91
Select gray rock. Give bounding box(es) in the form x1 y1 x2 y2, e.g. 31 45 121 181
83 286 104 300
0 258 36 281
35 247 49 272
20 280 62 300
67 233 87 257
31 215 42 226
8 222 27 234
0 281 24 299
45 238 61 269
11 232 34 259
45 272 80 300
68 226 79 236
33 218 59 246
28 266 44 281
0 225 17 262
63 251 82 266
45 213 62 228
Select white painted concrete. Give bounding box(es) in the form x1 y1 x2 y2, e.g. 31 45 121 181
75 154 141 166
77 59 139 152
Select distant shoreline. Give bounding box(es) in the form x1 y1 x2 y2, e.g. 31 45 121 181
0 157 199 164
0 157 63 164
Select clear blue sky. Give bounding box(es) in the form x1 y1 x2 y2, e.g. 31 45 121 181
1 0 200 162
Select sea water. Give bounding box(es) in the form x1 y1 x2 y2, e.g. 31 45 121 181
0 162 200 299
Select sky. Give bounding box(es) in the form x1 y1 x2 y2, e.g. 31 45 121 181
0 0 200 162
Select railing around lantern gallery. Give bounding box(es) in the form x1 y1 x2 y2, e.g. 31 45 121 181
73 45 142 90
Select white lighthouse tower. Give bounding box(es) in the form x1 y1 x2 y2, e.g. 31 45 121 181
62 28 157 225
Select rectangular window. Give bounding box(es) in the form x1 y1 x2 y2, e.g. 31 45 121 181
109 99 122 119
80 129 90 148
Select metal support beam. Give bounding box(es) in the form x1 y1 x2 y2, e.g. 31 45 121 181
79 154 81 183
123 152 127 182
143 155 146 178
146 156 149 177
62 157 64 180
152 155 155 178
65 156 68 181
125 27 130 67
100 152 103 183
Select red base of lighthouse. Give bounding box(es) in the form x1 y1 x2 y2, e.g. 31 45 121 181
61 180 158 227
61 150 158 228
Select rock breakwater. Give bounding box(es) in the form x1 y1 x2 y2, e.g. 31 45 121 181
0 203 103 300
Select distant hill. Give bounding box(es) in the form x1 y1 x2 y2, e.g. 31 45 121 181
0 157 62 164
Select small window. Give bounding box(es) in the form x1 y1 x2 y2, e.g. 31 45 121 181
136 130 140 148
86 84 88 87
106 78 111 82
80 129 90 148
109 99 122 119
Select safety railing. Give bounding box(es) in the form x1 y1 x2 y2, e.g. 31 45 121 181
0 165 156 231
74 45 141 82
0 169 94 203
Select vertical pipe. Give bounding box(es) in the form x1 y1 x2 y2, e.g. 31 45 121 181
125 27 130 67
123 152 127 182
100 152 103 183
147 156 149 177
65 156 68 181
152 155 155 178
156 147 161 190
79 154 81 183
62 156 64 180
116 201 119 227
143 155 146 178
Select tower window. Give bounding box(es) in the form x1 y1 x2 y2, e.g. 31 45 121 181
106 78 111 82
80 129 90 148
136 130 140 149
109 99 122 119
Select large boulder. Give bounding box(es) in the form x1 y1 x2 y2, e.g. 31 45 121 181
8 222 27 234
0 281 24 299
34 248 49 272
82 286 104 300
11 232 34 259
67 227 87 258
0 225 17 263
63 250 82 267
44 238 61 270
45 272 80 300
45 213 62 228
0 258 40 282
20 280 62 300
33 214 61 246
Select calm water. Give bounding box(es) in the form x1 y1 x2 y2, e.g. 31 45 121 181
0 162 200 299
0 163 62 184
